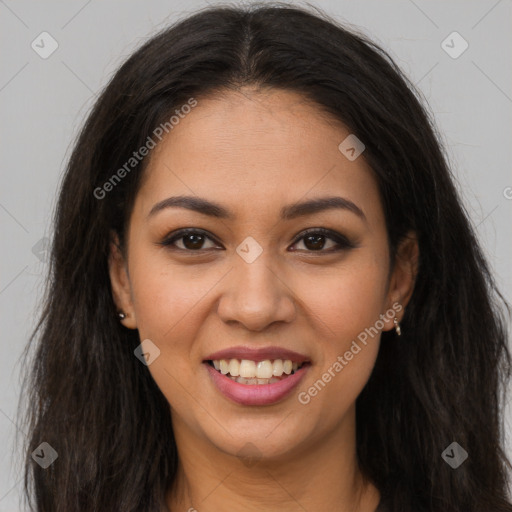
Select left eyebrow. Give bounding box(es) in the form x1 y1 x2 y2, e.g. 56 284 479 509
280 196 367 223
147 195 233 220
147 194 367 223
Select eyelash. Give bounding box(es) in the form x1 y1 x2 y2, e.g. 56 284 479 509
158 227 356 254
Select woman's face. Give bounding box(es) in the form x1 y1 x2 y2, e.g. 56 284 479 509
110 88 416 463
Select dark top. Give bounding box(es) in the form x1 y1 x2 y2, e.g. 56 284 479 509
376 502 389 512
375 495 392 512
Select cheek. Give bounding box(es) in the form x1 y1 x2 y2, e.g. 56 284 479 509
301 254 388 346
294 255 387 411
128 249 217 342
127 254 212 419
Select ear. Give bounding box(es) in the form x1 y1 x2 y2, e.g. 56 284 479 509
382 231 419 332
108 231 137 329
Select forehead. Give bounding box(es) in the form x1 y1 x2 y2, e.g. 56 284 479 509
134 88 381 223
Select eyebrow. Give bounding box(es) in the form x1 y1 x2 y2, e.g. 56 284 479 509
147 195 367 223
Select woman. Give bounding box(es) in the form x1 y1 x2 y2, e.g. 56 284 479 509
18 3 512 511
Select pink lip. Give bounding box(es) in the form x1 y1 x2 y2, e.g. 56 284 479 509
204 345 310 363
204 362 310 406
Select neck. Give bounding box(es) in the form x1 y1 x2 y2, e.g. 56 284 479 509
165 406 380 512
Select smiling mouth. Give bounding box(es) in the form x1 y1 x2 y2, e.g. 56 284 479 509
206 358 310 385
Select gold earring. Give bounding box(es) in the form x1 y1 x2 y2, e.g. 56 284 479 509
394 317 402 336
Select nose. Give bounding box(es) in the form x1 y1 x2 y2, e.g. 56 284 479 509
216 252 296 332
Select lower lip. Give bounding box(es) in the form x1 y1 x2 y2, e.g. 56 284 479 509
204 362 310 406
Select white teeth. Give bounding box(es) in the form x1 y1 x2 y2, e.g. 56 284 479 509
239 360 257 378
219 359 229 375
256 360 273 379
272 359 283 376
231 376 283 385
228 359 240 377
211 358 306 381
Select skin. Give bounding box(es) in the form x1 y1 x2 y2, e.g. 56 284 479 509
109 88 419 512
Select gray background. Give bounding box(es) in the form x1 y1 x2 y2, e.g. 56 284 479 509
1 0 511 509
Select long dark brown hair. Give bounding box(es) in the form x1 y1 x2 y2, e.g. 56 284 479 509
18 3 512 511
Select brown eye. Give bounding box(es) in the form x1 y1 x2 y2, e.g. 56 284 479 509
301 233 334 251
290 228 355 253
180 233 207 250
160 229 220 251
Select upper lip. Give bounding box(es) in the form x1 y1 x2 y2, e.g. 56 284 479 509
204 346 310 363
